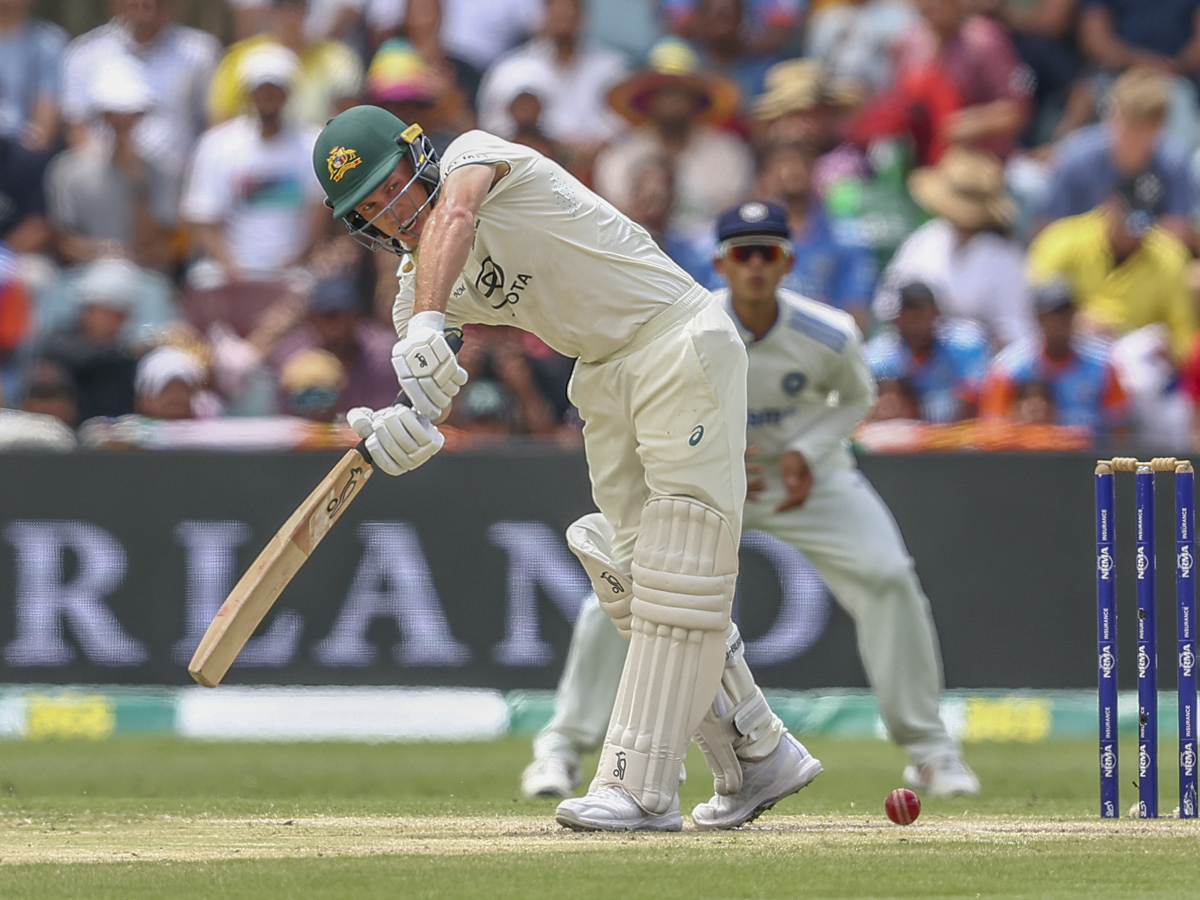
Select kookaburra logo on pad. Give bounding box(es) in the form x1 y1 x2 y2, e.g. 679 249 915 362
600 571 625 594
613 751 627 780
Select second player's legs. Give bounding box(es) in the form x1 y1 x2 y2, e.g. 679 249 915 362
532 594 627 764
745 466 959 765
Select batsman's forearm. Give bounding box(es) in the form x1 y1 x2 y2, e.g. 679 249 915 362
413 203 476 315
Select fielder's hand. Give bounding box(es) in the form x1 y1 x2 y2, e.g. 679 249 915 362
391 312 468 419
746 445 768 501
777 450 814 512
348 405 444 476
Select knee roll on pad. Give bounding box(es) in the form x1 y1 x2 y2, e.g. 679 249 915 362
693 623 786 796
594 496 738 814
567 513 633 639
629 496 739 632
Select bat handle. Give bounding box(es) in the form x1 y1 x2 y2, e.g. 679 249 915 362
354 329 464 465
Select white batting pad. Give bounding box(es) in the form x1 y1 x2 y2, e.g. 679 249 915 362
593 497 737 814
566 513 633 639
694 623 786 796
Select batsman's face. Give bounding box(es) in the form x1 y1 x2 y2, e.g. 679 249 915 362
354 159 431 245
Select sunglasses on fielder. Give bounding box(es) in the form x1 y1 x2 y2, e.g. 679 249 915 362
720 241 792 264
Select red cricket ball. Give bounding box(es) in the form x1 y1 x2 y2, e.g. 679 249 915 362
885 788 921 825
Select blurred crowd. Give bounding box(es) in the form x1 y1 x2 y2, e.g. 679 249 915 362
3 0 1200 453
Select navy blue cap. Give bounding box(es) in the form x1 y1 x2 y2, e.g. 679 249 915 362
716 201 790 243
309 276 360 315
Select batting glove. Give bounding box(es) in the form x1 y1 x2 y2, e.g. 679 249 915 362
391 311 468 419
348 405 444 476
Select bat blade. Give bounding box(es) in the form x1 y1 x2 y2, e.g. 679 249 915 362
188 448 374 687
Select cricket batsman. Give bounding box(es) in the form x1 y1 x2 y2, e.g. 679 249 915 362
521 202 979 807
312 106 819 831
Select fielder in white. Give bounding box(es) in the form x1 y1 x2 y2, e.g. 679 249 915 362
312 107 820 831
522 201 980 802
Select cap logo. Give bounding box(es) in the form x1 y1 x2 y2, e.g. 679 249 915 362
739 202 768 222
1135 173 1163 207
326 146 363 183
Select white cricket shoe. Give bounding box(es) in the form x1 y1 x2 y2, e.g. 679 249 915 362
691 733 823 830
555 785 682 832
903 757 980 797
521 755 581 799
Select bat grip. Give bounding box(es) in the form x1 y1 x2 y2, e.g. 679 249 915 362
354 330 464 466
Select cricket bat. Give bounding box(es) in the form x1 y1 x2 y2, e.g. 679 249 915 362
187 332 462 688
187 445 375 687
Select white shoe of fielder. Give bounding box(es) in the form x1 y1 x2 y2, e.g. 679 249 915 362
555 784 682 832
521 755 581 799
903 757 980 797
691 733 823 830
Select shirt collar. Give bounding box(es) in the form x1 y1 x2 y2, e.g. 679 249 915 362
723 290 782 345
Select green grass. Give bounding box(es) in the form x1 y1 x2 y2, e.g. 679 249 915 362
0 736 1195 899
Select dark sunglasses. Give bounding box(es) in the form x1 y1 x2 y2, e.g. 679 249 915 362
727 244 788 264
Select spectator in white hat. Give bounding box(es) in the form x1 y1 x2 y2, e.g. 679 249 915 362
182 43 325 301
61 0 220 179
477 0 628 163
38 258 143 421
134 345 206 420
478 62 573 169
47 56 178 273
208 0 363 128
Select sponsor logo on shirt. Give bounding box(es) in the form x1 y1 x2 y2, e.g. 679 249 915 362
747 407 796 427
474 256 533 310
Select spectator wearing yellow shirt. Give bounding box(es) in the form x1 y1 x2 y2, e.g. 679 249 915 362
208 0 362 128
1027 171 1195 358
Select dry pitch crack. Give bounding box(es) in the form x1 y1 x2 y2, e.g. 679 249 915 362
0 815 1194 865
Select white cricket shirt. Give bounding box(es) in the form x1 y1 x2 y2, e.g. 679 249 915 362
394 130 699 362
716 287 875 474
181 116 322 277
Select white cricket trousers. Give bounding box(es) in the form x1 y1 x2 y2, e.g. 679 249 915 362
743 463 959 764
535 463 960 767
568 287 748 569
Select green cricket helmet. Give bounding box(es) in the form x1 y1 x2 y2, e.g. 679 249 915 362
313 105 441 254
